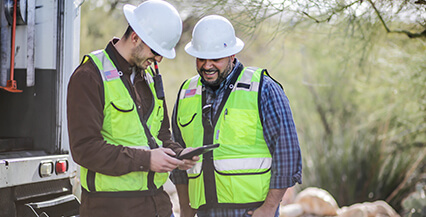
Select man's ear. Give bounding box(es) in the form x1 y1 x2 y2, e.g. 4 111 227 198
130 32 139 44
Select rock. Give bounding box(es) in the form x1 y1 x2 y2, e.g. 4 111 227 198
280 203 304 217
371 201 400 217
164 179 177 194
170 191 180 216
338 206 367 217
337 201 400 217
294 187 339 216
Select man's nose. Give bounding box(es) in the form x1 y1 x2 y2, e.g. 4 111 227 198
155 55 163 63
203 59 215 69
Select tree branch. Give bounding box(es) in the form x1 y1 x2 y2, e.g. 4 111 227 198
389 29 426 38
301 0 362 23
368 0 426 38
367 0 391 32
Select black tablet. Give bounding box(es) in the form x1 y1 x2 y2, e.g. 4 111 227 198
177 143 220 160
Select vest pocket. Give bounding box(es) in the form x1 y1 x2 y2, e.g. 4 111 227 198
188 171 206 209
219 108 257 146
178 113 199 146
111 101 134 112
96 171 147 191
215 170 270 204
178 113 197 127
109 99 140 137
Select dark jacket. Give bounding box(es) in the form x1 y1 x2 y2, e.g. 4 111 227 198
67 38 181 217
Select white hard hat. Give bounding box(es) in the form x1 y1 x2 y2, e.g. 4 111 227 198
123 0 182 59
185 15 244 59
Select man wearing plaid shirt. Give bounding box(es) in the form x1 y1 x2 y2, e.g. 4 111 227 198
171 15 302 217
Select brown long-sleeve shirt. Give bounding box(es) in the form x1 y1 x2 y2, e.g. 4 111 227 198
67 38 181 217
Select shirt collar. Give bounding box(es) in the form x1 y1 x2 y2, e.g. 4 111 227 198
105 38 134 75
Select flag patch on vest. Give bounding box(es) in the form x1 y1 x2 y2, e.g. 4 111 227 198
105 69 120 81
185 89 197 98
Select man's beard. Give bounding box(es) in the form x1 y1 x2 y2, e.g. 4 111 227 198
199 58 233 87
131 43 147 69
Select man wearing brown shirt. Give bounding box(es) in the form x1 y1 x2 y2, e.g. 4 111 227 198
67 1 198 216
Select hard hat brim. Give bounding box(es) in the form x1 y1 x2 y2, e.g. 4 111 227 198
184 38 244 59
123 4 176 59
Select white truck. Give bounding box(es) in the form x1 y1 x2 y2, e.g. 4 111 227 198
0 0 81 216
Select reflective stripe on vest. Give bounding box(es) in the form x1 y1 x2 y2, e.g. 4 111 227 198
188 158 271 174
79 50 167 193
176 67 273 209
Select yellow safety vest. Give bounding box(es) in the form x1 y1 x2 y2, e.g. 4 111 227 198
176 67 273 209
79 50 167 194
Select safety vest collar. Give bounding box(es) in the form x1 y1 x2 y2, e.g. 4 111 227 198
91 50 122 82
179 75 202 100
232 67 260 92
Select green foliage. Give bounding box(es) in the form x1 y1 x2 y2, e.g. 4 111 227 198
258 19 426 211
80 1 128 58
401 182 426 217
